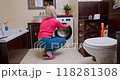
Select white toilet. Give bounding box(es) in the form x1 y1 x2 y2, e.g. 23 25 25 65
83 37 117 64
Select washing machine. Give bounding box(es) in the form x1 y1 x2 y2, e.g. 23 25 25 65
53 17 74 47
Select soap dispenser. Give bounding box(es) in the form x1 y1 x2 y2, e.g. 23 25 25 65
2 21 8 32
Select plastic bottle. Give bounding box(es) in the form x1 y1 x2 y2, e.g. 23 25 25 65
103 25 108 37
4 21 8 31
101 23 104 37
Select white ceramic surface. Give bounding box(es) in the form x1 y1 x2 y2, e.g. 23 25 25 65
0 29 29 42
83 40 117 64
84 37 117 48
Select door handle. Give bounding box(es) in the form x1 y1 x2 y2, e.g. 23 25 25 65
35 32 37 36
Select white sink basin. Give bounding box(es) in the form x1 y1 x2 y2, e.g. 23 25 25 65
33 15 45 22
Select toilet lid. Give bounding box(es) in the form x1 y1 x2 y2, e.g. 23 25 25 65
84 37 117 48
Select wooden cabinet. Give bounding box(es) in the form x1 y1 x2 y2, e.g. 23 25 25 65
0 32 30 64
28 23 40 48
78 20 101 57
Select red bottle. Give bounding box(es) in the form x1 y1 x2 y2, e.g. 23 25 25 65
101 23 104 37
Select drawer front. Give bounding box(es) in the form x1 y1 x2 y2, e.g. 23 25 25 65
79 21 85 32
85 31 100 39
28 23 40 48
78 41 91 57
78 31 84 42
85 21 101 31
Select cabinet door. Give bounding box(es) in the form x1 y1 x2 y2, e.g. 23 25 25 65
20 33 27 49
78 21 85 42
85 21 101 38
78 41 90 57
28 23 40 48
79 21 84 32
28 24 34 48
33 24 40 44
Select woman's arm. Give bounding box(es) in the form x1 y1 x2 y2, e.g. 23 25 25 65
56 20 69 28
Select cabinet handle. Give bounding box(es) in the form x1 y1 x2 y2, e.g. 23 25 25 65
79 33 83 37
35 32 37 36
80 24 83 26
79 43 83 48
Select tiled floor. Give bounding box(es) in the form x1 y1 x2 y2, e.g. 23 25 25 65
20 48 97 64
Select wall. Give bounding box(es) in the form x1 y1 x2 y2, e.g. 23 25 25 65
108 0 120 38
56 0 69 14
69 0 78 48
0 0 103 29
0 0 69 29
0 0 9 25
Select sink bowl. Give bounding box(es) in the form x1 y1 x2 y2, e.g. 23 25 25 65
33 15 45 22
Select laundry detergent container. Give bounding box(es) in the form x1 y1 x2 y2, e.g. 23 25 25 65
83 37 117 64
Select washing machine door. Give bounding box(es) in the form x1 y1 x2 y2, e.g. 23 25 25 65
55 23 72 40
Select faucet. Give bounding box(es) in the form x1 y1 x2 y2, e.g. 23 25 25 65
0 23 8 38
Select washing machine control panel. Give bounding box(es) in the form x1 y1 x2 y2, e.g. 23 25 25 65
56 17 73 22
66 19 71 21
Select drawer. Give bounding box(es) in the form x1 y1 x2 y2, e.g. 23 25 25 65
85 31 100 39
78 41 91 57
78 32 84 42
78 42 84 54
85 21 101 31
79 22 84 31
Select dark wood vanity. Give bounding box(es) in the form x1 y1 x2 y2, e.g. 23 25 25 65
0 32 30 64
28 23 40 48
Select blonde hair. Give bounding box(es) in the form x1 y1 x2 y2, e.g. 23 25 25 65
45 5 57 19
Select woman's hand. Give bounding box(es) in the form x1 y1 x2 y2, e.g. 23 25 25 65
66 24 69 27
55 27 58 31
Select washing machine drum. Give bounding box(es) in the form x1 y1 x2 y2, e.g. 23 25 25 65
55 23 72 40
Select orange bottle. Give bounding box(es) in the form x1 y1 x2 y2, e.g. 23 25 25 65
101 23 104 37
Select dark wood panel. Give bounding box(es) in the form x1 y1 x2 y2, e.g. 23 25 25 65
100 1 109 24
0 43 8 64
78 1 109 24
109 14 120 38
28 23 40 48
106 0 120 63
78 2 102 20
108 0 120 38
